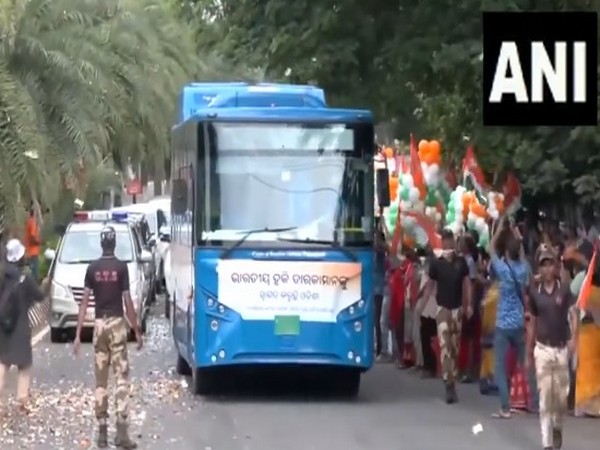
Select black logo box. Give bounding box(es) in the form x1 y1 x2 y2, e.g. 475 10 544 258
483 12 597 126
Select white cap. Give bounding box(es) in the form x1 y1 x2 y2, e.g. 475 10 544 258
6 239 25 263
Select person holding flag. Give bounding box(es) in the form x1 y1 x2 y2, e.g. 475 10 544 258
527 247 577 450
569 240 600 418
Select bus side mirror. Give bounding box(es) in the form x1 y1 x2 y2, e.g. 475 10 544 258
171 180 188 215
376 168 390 209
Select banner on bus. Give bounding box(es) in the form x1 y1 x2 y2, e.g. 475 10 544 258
217 260 362 322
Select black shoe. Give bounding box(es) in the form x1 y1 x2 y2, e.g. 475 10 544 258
552 427 562 449
445 383 458 404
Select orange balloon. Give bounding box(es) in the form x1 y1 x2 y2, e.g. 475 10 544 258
496 197 505 213
421 152 435 165
429 153 442 165
389 177 399 190
390 187 398 201
403 235 416 249
470 203 486 217
418 140 429 153
461 193 474 211
428 140 441 155
384 147 394 158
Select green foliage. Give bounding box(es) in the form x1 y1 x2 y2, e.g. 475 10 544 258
0 0 198 229
188 0 600 203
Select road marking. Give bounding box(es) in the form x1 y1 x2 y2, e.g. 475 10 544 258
32 325 50 347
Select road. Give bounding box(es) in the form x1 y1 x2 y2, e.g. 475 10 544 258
0 300 597 449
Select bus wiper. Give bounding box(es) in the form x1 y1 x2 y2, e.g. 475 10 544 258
276 237 358 262
220 227 298 259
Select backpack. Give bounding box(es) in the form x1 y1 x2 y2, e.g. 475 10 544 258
0 265 23 334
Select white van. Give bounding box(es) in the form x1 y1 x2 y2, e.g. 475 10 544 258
45 212 153 342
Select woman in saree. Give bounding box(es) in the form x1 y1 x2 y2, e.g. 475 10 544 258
568 244 600 418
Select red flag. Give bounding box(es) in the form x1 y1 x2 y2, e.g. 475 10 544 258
396 154 408 175
445 168 458 189
462 145 489 190
404 211 442 249
502 172 522 214
409 134 426 197
577 243 597 311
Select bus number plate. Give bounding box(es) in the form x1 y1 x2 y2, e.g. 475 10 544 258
274 315 300 335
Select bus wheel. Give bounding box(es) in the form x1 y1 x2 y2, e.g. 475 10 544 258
191 368 215 395
338 370 361 398
176 353 191 376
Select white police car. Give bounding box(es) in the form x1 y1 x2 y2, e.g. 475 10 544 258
44 210 152 342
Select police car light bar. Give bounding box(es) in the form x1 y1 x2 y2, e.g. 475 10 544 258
73 210 110 221
110 211 129 222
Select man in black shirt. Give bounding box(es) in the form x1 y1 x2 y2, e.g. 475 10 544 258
527 249 577 450
424 229 472 403
74 226 142 449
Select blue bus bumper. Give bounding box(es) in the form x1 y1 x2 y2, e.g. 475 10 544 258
187 248 375 371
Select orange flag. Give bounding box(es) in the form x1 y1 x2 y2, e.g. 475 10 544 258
409 133 426 198
576 243 597 311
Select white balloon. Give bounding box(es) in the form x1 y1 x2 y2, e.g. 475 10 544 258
429 164 440 176
403 174 414 189
400 200 412 210
489 209 499 220
475 217 486 231
409 187 420 203
454 202 463 214
467 212 477 223
387 158 396 173
424 171 433 186
498 193 504 201
421 162 428 173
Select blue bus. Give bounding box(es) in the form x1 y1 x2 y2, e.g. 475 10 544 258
169 105 376 396
178 82 326 123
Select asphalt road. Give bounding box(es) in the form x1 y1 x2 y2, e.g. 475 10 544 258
1 299 597 449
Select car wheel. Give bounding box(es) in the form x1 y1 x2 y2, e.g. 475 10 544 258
176 352 191 376
50 328 64 343
141 313 148 334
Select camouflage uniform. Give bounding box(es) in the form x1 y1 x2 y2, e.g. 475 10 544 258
93 317 131 427
436 306 462 383
534 341 570 449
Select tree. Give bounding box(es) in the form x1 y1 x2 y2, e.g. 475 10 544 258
0 0 197 228
189 0 600 206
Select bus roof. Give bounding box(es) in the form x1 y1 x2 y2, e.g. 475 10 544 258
179 107 373 125
178 83 326 123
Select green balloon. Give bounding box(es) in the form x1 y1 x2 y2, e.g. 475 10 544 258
388 212 398 229
401 187 410 201
425 191 437 207
446 210 455 223
389 203 399 216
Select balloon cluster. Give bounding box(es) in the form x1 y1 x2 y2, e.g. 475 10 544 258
444 187 490 247
445 185 467 235
418 140 442 187
398 173 424 211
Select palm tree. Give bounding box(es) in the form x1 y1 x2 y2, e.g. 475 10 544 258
0 0 197 229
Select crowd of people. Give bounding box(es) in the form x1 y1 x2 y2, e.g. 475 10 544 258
374 214 600 450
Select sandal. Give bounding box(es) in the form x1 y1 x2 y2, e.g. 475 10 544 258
491 410 511 419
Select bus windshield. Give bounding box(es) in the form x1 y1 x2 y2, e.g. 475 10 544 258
201 122 374 246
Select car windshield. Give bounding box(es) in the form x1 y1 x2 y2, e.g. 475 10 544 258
199 122 374 245
59 230 134 263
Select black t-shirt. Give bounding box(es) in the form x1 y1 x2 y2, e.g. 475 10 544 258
84 256 129 317
529 281 574 347
428 255 469 310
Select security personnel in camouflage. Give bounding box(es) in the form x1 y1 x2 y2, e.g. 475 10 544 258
74 225 143 449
